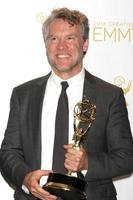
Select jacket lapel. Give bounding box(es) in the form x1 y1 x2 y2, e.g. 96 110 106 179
83 70 97 104
81 70 97 151
29 73 51 168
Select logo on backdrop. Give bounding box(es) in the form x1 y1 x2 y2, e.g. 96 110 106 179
114 76 132 105
36 12 47 24
36 13 133 42
91 21 133 42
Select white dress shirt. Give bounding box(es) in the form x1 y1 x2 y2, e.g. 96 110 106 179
40 68 85 185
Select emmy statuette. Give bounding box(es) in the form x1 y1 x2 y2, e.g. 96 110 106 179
43 99 96 200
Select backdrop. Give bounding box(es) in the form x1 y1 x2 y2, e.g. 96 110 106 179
0 0 132 199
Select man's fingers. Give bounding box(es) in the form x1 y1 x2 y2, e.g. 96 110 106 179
31 183 57 199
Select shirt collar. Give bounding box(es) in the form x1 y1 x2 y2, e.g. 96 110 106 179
49 68 85 87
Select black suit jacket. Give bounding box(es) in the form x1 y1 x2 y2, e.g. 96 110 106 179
0 70 133 200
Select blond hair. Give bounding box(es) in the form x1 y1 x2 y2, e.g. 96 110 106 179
42 7 89 42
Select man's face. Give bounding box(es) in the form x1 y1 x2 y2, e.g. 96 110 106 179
45 19 88 79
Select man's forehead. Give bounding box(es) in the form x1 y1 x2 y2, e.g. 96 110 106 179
50 18 78 28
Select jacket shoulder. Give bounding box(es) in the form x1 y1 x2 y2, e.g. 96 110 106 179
86 70 123 93
14 73 51 91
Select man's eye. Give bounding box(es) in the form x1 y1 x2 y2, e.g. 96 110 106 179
67 36 73 40
51 37 56 40
67 36 75 40
47 37 57 42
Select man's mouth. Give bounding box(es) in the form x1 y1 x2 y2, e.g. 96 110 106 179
57 54 70 58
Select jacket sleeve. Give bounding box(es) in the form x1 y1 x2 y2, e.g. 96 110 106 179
85 88 133 181
0 88 32 189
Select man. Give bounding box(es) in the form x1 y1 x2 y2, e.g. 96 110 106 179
0 7 133 200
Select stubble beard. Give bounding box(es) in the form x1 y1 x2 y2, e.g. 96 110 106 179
47 54 83 76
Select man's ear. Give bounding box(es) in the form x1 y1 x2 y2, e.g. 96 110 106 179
83 39 89 55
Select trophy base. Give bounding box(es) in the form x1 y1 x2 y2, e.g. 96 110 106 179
43 173 87 200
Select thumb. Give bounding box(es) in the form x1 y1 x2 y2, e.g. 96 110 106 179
37 169 52 179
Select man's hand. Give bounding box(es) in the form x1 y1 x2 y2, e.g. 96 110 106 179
64 144 88 172
23 169 57 200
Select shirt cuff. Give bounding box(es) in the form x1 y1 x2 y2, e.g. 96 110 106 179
82 170 87 176
22 184 30 194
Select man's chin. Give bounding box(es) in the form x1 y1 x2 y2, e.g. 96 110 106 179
51 62 80 75
54 66 72 73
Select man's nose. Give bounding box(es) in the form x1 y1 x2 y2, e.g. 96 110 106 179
57 39 67 50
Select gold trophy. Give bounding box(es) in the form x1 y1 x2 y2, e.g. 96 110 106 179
43 99 96 200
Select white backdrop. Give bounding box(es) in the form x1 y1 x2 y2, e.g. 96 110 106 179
0 0 132 199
